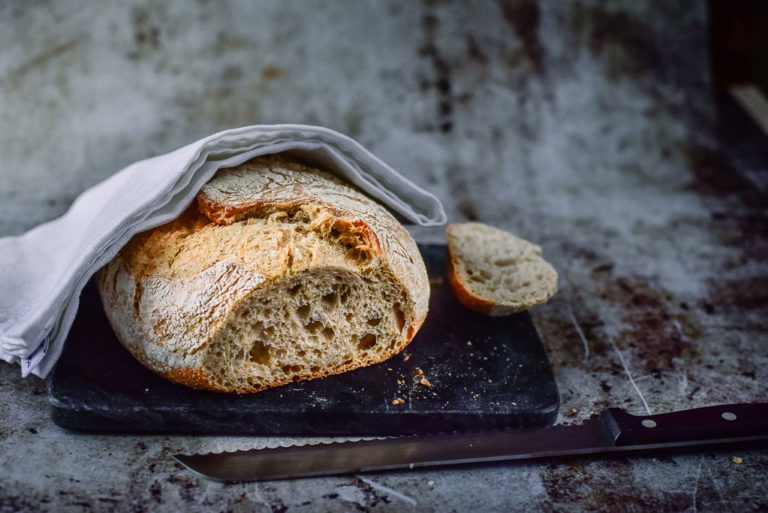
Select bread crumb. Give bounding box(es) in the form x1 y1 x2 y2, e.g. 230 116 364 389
733 456 743 464
427 480 434 486
420 378 431 387
466 341 472 346
512 401 517 406
415 367 424 377
403 353 411 361
566 408 578 417
392 398 405 405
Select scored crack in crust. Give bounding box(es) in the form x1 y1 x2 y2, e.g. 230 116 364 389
97 155 429 393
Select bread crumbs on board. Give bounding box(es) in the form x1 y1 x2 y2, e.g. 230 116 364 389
420 378 431 387
392 398 405 405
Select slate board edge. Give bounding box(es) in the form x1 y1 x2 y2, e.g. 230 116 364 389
49 403 560 436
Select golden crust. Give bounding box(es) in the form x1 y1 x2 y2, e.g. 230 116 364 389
162 367 231 392
446 249 496 315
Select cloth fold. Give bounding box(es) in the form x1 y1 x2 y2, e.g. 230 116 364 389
0 125 446 378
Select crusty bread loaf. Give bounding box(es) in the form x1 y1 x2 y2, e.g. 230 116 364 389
97 155 429 393
446 222 557 316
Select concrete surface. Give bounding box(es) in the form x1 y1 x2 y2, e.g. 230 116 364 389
1 0 767 511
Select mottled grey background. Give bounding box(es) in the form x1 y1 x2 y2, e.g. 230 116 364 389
1 0 767 512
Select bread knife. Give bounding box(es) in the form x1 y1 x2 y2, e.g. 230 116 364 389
173 403 768 482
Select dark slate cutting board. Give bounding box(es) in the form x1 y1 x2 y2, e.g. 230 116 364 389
49 244 559 436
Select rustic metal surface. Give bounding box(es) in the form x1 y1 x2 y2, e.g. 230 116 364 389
1 0 766 511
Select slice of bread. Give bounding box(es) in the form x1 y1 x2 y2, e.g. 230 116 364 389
446 222 558 316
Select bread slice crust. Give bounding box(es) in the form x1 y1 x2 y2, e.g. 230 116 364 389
97 156 428 393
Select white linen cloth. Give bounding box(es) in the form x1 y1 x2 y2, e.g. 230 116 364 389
0 125 446 378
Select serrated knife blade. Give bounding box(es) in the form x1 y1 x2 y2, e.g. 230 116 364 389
174 403 768 482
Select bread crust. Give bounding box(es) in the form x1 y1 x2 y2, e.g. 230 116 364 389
97 156 429 393
446 249 498 315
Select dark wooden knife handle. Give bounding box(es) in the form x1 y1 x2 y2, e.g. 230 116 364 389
600 403 768 446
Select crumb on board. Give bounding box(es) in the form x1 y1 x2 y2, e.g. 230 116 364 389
403 353 411 361
397 379 405 386
566 408 578 417
415 367 424 377
420 378 431 387
733 456 743 464
466 341 472 346
392 398 405 405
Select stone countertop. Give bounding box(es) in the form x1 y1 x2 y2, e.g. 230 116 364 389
1 1 766 511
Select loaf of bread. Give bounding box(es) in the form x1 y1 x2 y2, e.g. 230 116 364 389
97 155 429 393
446 222 557 316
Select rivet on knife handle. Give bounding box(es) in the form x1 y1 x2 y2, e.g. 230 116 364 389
602 403 768 446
